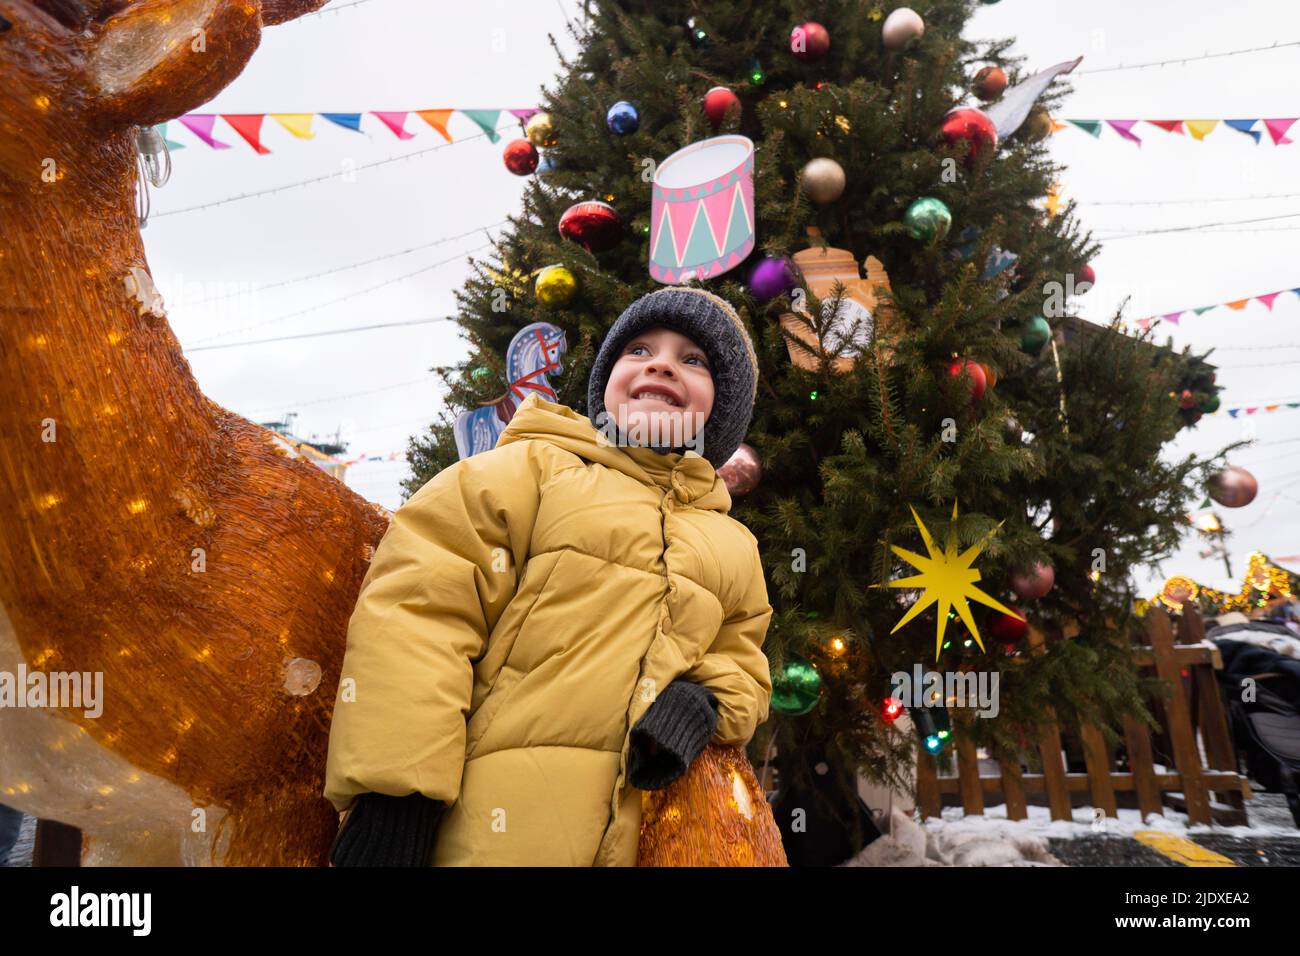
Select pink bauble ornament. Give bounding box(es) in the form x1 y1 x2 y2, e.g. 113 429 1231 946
1011 562 1055 601
941 107 998 164
718 443 762 496
790 22 830 61
503 138 539 176
1208 466 1258 509
703 86 741 129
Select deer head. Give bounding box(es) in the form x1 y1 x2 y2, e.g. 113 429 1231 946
0 0 327 182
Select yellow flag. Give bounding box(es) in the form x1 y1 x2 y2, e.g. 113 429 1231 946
271 113 316 140
1185 119 1219 141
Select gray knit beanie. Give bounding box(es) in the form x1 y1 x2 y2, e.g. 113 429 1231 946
586 286 759 470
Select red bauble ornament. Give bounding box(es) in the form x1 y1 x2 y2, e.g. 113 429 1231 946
1011 562 1055 601
1078 263 1096 288
790 22 831 61
941 107 998 164
703 86 741 129
947 358 987 402
972 65 1007 101
1208 466 1259 509
558 200 623 253
989 605 1028 643
1179 389 1197 410
502 138 539 176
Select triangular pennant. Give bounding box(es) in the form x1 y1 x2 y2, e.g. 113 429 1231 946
271 113 315 139
1161 311 1182 325
321 113 364 132
1107 120 1142 146
1289 403 1300 409
1258 292 1282 311
1185 119 1219 141
1192 306 1216 316
157 122 185 151
1228 409 1240 418
1225 119 1262 144
1264 118 1297 145
1067 119 1103 138
1050 119 1068 133
461 110 503 143
1225 299 1250 311
372 111 414 140
1136 317 1152 330
416 109 454 143
508 108 542 124
177 114 230 149
221 114 271 154
1266 404 1280 412
1148 119 1184 135
1245 407 1259 415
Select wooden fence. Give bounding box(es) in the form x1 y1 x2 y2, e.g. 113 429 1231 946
915 607 1251 825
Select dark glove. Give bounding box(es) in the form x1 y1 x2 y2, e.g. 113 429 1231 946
627 680 718 790
329 791 444 867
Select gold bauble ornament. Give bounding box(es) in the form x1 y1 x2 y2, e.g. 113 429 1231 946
534 264 577 307
525 112 557 148
801 157 846 204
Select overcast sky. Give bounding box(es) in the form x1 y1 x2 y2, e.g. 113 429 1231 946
146 0 1300 600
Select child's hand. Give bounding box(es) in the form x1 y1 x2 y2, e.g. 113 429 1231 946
627 680 718 790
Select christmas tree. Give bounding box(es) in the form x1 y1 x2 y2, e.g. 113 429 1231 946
404 0 1222 855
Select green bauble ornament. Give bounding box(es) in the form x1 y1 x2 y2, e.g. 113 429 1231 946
771 654 822 715
470 366 491 381
904 197 951 242
1019 316 1051 355
1199 393 1221 414
534 264 577 307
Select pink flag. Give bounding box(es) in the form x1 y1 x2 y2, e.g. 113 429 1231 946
1161 311 1183 325
509 108 542 124
1264 118 1297 145
1107 120 1142 146
372 111 414 139
1136 317 1153 330
178 114 230 149
1258 292 1283 311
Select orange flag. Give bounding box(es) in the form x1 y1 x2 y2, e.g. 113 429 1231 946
1225 299 1250 311
416 109 455 143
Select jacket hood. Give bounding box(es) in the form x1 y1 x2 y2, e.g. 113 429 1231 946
496 393 731 511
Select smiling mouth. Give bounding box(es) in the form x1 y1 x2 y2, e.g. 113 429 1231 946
630 388 684 408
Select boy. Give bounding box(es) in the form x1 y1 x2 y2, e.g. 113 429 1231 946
324 286 772 866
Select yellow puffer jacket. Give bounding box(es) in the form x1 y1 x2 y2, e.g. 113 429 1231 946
323 392 773 865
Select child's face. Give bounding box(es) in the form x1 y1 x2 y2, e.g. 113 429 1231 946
603 326 715 448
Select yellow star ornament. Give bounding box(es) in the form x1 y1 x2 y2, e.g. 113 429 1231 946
876 502 1025 660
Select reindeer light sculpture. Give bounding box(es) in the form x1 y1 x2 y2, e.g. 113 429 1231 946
0 0 787 867
0 0 394 866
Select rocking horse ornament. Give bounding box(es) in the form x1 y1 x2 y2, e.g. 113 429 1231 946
0 0 784 866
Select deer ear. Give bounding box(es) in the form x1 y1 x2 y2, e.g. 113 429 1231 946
87 0 264 128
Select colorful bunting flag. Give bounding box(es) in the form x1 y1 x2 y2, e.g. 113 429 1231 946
1068 119 1102 138
1107 120 1142 146
1139 288 1300 328
1148 120 1184 135
1185 120 1220 140
272 113 316 139
321 112 363 133
417 109 454 142
1265 118 1297 145
222 114 271 154
1225 119 1262 144
372 111 415 140
177 114 230 149
460 109 504 143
